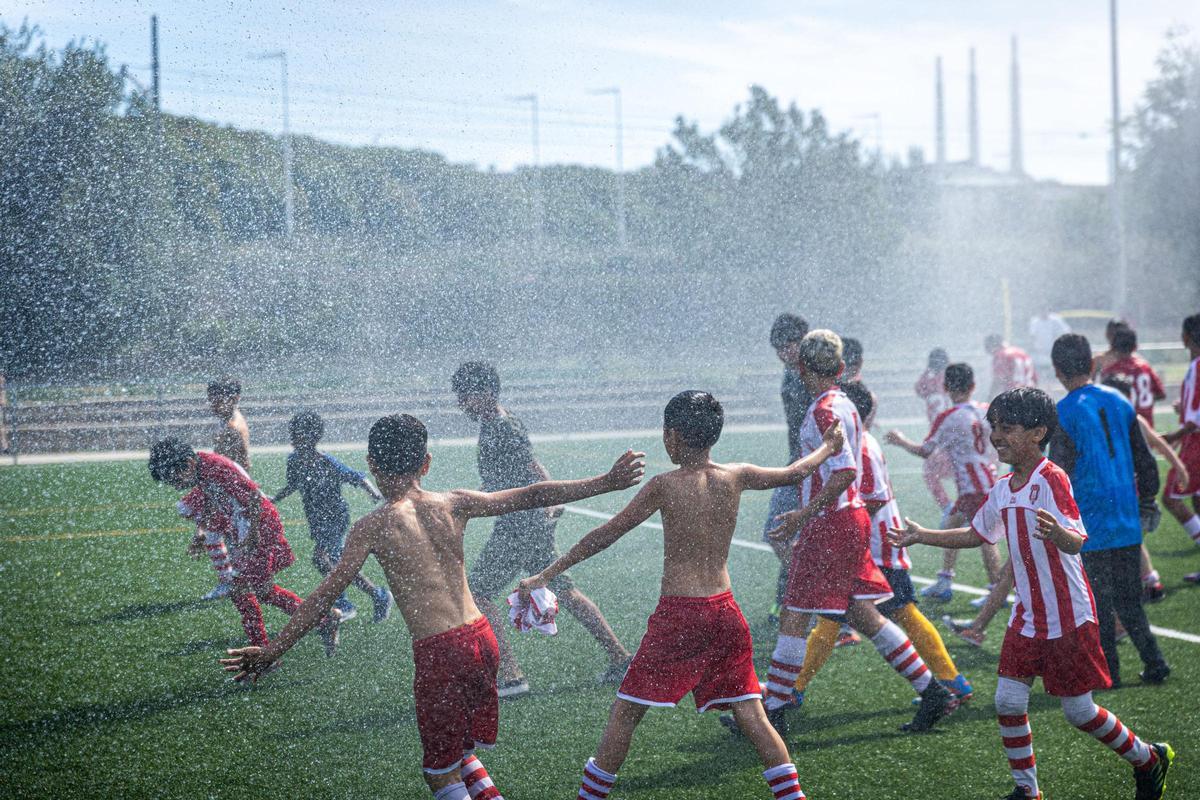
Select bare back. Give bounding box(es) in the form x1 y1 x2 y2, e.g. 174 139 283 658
354 488 482 641
653 463 745 597
214 410 251 471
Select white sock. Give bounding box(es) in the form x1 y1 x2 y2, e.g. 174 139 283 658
1184 515 1200 542
763 634 806 710
434 782 470 800
1142 570 1160 585
871 620 933 693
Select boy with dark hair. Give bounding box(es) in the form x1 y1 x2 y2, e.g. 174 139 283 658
915 347 956 514
222 414 646 800
1092 318 1130 378
149 437 339 656
1101 326 1166 426
764 313 813 623
271 411 394 623
788 381 973 708
890 387 1172 800
888 362 1003 605
1163 313 1200 563
452 361 631 697
841 336 864 382
762 330 953 735
985 334 1037 396
519 390 845 800
208 376 250 471
1048 333 1169 687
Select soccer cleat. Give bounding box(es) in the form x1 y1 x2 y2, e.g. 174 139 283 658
1183 572 1200 584
334 603 358 623
834 630 861 648
902 680 952 732
945 673 974 703
921 578 953 603
1000 787 1041 800
371 588 394 623
1143 581 1167 603
201 582 233 601
597 655 633 685
1134 743 1174 800
497 678 530 699
1140 662 1171 685
318 610 341 657
766 602 782 626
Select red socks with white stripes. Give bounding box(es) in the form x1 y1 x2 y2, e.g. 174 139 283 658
203 528 234 583
870 621 933 693
1062 693 1157 770
763 763 806 799
763 635 806 710
460 753 503 800
577 758 616 800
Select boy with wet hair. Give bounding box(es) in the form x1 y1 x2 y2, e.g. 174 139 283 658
890 387 1172 800
222 414 646 800
149 437 339 656
519 390 845 800
1101 326 1166 426
888 362 1003 605
194 375 251 601
451 361 632 697
762 330 953 735
271 411 394 623
1163 313 1200 565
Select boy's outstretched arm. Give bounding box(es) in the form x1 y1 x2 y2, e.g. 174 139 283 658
450 450 645 519
737 420 843 491
888 517 982 550
1032 508 1084 555
219 519 375 682
766 468 854 542
885 429 932 458
270 483 295 504
519 478 661 598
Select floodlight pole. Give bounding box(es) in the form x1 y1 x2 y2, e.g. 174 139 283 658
1108 0 1127 315
252 50 294 240
510 93 543 244
588 87 627 249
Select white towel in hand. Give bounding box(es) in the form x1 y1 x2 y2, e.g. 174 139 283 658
506 587 559 636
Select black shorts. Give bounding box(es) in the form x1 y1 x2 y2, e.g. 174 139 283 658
468 510 575 600
877 567 918 617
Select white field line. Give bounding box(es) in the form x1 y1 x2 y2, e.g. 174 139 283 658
561 506 1200 646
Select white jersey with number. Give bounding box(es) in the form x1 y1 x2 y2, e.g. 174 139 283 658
859 431 909 570
798 387 863 515
924 401 998 496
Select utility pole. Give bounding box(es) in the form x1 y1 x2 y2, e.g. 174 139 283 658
1010 35 1024 176
150 15 160 111
510 93 542 244
968 47 980 166
251 50 294 240
587 86 627 249
1109 0 1127 315
935 56 946 167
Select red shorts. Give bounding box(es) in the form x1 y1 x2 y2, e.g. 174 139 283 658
998 622 1112 697
231 506 294 586
1166 434 1200 499
784 506 893 614
413 616 500 774
618 591 760 713
952 492 988 519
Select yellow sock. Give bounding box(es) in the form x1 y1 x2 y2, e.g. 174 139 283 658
794 617 841 692
894 603 958 681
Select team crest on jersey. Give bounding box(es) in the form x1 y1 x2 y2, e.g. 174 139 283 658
1029 485 1040 503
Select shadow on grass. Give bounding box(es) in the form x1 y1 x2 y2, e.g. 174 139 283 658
165 636 248 657
274 707 417 740
76 599 209 626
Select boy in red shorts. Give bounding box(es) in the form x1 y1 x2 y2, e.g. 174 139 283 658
221 414 645 800
890 388 1173 800
519 390 843 800
763 330 953 735
1163 313 1200 569
149 438 339 654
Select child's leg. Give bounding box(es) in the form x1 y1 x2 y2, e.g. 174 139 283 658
460 751 503 800
995 677 1038 798
576 698 648 799
230 586 269 647
424 772 469 799
1163 495 1200 543
559 587 631 665
792 616 840 694
258 584 303 614
891 603 959 682
729 699 806 799
204 529 234 583
923 453 951 508
473 595 522 683
763 611 813 710
846 601 934 694
1139 545 1160 586
1061 692 1159 770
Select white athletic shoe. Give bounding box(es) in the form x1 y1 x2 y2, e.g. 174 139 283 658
202 583 233 601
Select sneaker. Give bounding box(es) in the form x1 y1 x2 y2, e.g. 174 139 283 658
1143 581 1167 603
945 674 974 703
371 588 394 623
1134 743 1174 800
497 678 530 699
1000 787 1041 799
201 583 233 601
921 578 953 603
902 680 953 732
318 610 341 657
1183 572 1200 585
334 604 358 623
597 656 633 685
766 602 782 626
1140 663 1171 685
942 615 986 647
834 630 861 648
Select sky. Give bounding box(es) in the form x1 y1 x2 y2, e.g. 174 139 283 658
6 0 1198 184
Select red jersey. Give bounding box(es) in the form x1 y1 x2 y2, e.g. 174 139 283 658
195 451 269 543
971 459 1097 640
914 368 950 422
798 387 863 515
860 431 909 570
1100 354 1165 424
992 345 1037 391
1179 356 1200 429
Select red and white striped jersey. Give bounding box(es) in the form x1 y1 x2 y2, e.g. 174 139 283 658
915 368 951 422
923 401 998 496
196 451 265 543
798 387 863 515
993 345 1038 391
860 431 910 570
1101 354 1165 425
971 459 1097 640
1180 356 1200 428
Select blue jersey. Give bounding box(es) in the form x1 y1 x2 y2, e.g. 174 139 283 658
1051 384 1146 552
283 451 366 535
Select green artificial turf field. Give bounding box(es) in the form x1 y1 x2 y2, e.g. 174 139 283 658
2 427 1197 799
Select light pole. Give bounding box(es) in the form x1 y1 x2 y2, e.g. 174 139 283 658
587 86 627 249
509 93 542 243
1108 0 1127 315
251 50 293 239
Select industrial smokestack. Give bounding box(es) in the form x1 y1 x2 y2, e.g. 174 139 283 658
968 47 980 166
1010 35 1024 175
935 56 946 166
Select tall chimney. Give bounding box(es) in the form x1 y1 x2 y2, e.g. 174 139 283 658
935 56 946 166
1010 35 1024 175
968 47 980 166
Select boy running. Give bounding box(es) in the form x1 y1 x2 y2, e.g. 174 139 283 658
519 390 845 800
221 414 645 800
271 411 394 623
887 363 1004 605
195 375 250 601
915 347 955 514
452 362 631 697
149 438 339 655
890 388 1173 800
1163 313 1200 568
986 334 1037 396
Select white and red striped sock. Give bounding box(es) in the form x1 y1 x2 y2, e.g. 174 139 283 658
203 528 234 582
763 762 805 800
999 713 1038 796
1064 696 1156 769
1184 516 1200 543
763 635 806 710
578 758 616 800
460 753 503 800
871 620 932 693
